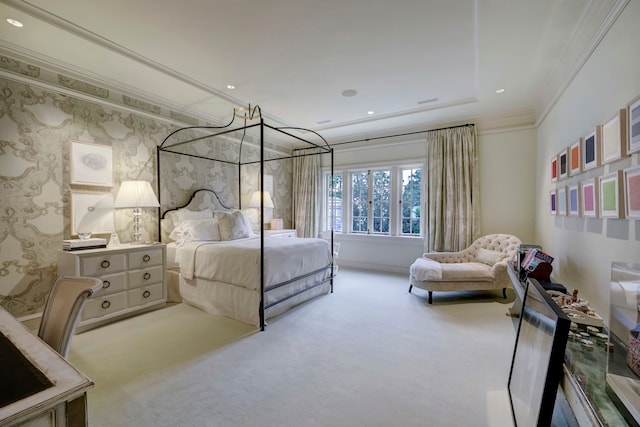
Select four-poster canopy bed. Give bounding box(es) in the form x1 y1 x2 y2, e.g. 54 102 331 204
156 106 335 330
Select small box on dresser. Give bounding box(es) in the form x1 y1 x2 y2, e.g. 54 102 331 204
57 243 166 332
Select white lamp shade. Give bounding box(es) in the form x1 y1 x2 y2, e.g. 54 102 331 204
113 181 160 208
248 191 274 209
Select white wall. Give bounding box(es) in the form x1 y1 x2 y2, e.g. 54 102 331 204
536 1 640 319
328 127 537 273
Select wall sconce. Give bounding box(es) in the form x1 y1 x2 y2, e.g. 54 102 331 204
113 180 160 243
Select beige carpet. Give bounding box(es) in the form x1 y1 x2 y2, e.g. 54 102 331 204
69 268 516 427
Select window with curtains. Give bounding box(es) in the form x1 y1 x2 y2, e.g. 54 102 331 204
322 163 422 237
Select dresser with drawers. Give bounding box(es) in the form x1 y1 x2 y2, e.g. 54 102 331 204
57 243 166 332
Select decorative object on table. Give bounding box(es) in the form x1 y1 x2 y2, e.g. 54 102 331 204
627 325 640 378
270 218 283 230
70 191 114 237
599 170 624 219
623 165 640 219
62 237 107 251
70 140 113 187
113 180 160 244
107 231 121 248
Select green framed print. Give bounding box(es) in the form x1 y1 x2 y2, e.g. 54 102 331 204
599 171 624 219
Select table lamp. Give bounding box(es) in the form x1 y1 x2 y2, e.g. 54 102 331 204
113 180 160 243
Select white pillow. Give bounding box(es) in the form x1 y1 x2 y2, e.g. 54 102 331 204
169 218 220 246
175 208 213 224
217 211 252 241
477 248 506 266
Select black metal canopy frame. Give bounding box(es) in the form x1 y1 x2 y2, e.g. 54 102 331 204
156 106 336 330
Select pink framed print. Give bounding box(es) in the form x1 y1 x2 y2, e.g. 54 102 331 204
551 156 558 182
623 165 640 219
557 186 567 216
601 109 627 164
569 139 581 176
581 178 598 218
550 190 557 215
568 184 580 216
559 149 568 180
628 95 640 154
582 126 601 171
599 171 624 219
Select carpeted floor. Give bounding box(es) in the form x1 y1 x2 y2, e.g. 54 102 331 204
69 268 518 427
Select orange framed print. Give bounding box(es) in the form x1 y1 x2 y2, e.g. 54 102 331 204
581 178 598 218
624 165 640 219
550 190 557 215
627 95 640 154
601 109 627 165
599 171 624 219
551 156 558 182
558 186 567 216
582 126 601 171
559 149 568 180
568 184 580 216
569 139 581 176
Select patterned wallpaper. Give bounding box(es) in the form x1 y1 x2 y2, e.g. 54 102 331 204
0 71 292 318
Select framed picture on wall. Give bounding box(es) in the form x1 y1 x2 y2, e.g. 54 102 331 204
558 186 567 216
623 165 640 219
568 185 580 216
70 140 113 187
551 156 558 183
599 171 624 219
582 126 601 171
70 191 114 236
559 149 568 180
569 139 581 176
627 95 640 154
581 178 598 218
601 110 627 165
550 190 557 215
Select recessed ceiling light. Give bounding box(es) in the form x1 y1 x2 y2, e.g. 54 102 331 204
496 88 505 94
367 111 374 115
227 84 236 90
341 89 357 97
5 18 23 28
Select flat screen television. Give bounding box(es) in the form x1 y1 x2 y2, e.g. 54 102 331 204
508 278 570 427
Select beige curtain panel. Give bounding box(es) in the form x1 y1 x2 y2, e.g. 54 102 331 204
292 152 320 238
425 125 480 252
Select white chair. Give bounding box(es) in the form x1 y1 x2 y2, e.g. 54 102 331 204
38 276 103 358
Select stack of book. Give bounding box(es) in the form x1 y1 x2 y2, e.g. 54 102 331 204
521 248 554 272
62 238 107 251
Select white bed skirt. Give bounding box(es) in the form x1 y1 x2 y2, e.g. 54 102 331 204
178 271 331 326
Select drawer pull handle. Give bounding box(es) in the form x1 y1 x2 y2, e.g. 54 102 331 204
101 260 110 269
103 280 111 288
143 254 151 262
101 300 111 309
143 290 151 299
143 272 151 280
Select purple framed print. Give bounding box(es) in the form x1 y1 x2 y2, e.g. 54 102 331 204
551 156 558 182
601 109 627 165
550 190 557 215
628 95 640 154
558 186 567 216
599 171 624 219
569 139 581 176
581 178 598 218
568 185 580 216
623 165 640 219
582 126 601 171
559 149 568 180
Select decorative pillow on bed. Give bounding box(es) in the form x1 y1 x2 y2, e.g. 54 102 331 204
476 248 507 266
217 210 252 241
175 208 213 224
169 218 221 246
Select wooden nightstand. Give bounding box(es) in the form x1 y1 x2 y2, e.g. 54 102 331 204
57 243 166 332
264 229 297 238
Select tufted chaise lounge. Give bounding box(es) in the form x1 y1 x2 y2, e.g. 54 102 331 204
409 234 521 304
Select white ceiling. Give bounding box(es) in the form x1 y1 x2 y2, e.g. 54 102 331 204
0 0 626 145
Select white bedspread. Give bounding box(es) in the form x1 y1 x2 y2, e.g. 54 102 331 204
175 237 332 289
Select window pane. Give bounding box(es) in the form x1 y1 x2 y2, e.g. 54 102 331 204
326 174 342 232
351 172 368 233
401 168 421 235
372 170 390 234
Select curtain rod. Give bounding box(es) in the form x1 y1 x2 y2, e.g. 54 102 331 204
328 123 474 148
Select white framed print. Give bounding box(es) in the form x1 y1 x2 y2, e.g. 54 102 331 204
71 140 113 187
558 149 568 180
601 110 627 165
623 165 640 219
581 178 598 218
558 186 567 216
599 171 624 219
551 155 558 183
568 184 580 216
627 95 640 154
71 191 114 235
569 139 581 177
582 126 601 171
550 190 557 215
